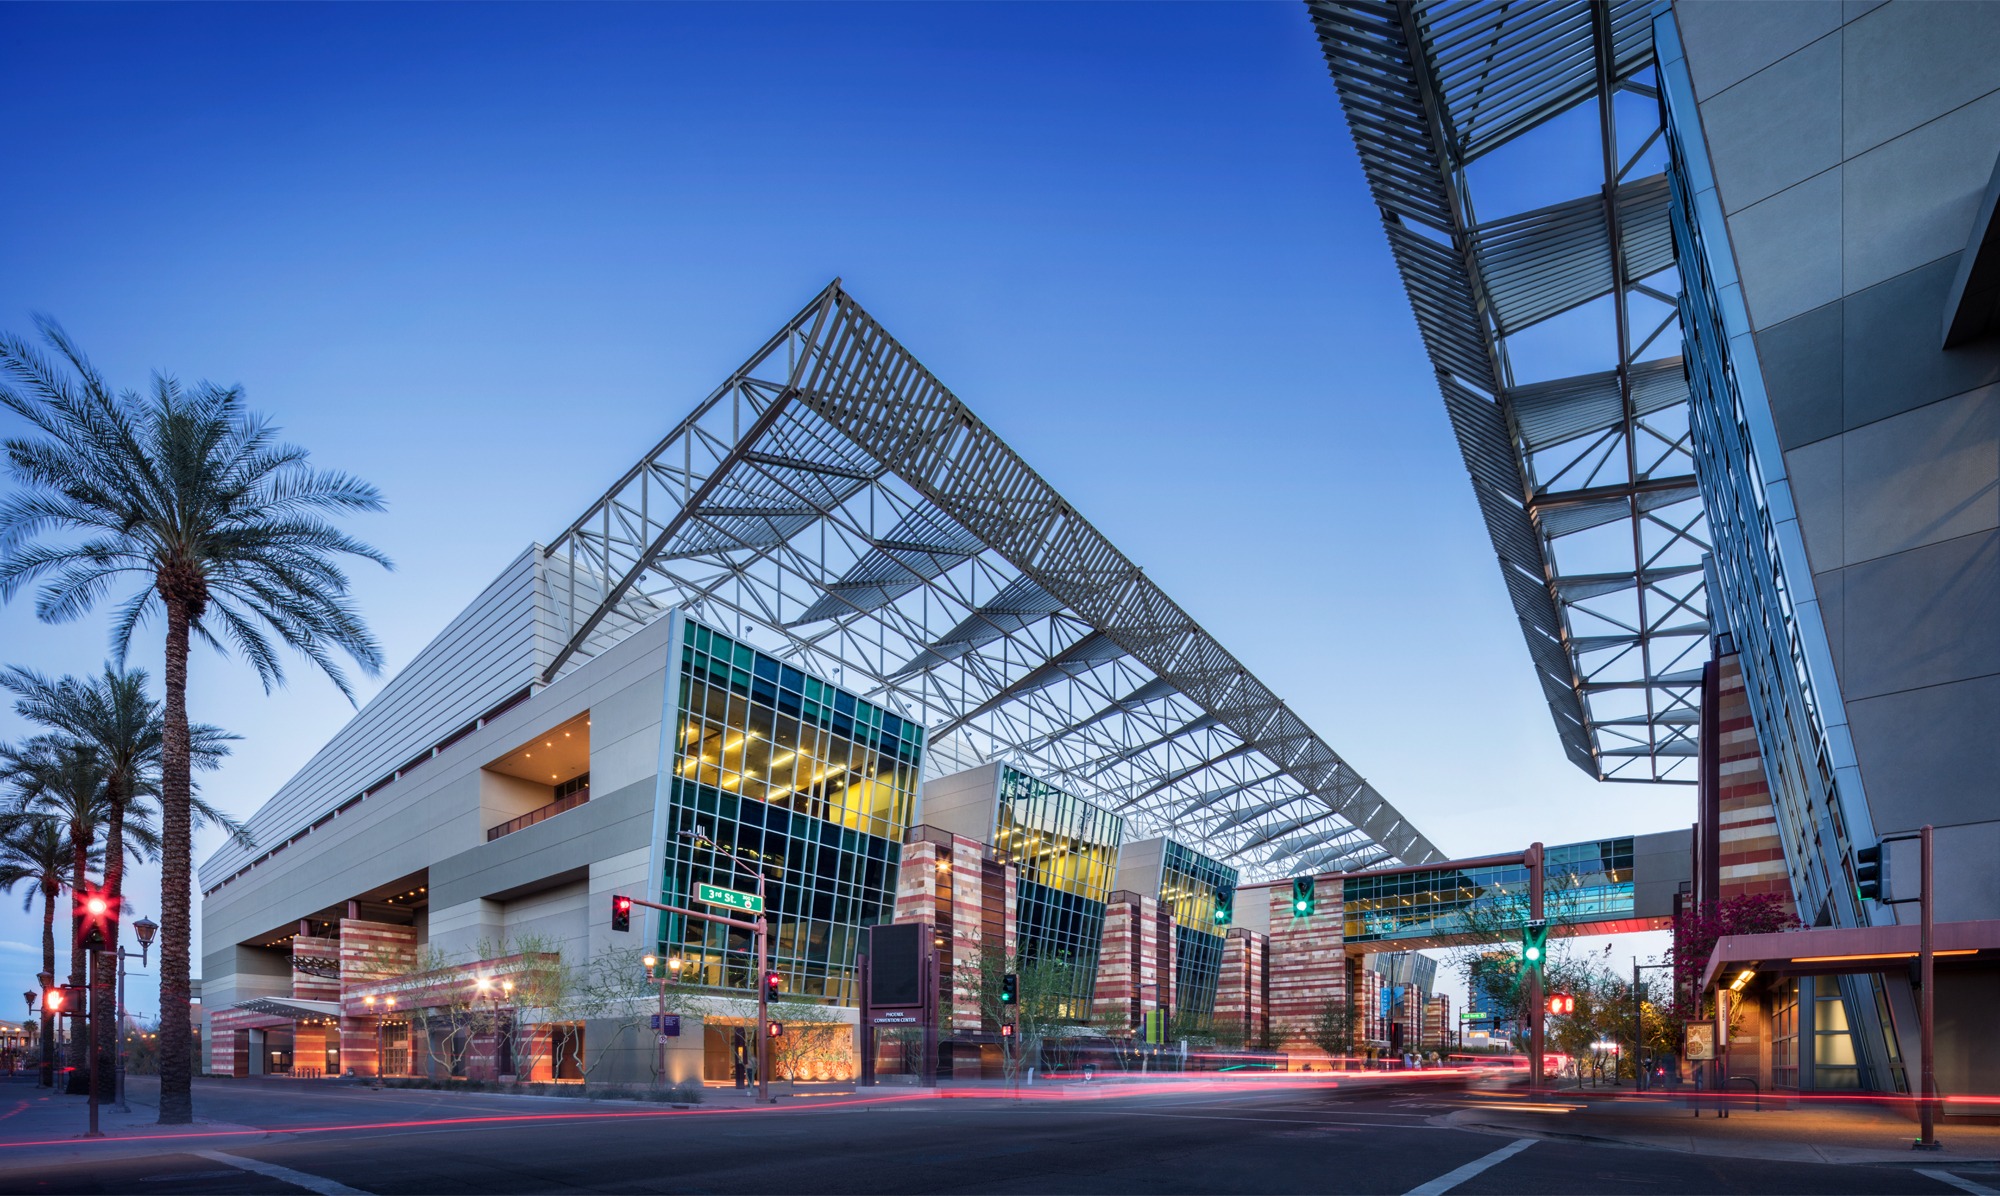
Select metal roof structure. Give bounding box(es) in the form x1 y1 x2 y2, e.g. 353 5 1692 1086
1306 0 1708 783
542 281 1442 878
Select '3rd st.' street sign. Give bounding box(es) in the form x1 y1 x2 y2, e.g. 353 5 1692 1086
695 882 763 914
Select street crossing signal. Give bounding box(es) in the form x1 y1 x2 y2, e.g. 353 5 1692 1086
41 984 67 1015
1521 920 1549 975
1214 884 1234 927
611 895 632 932
1001 973 1018 1005
1855 845 1886 902
1000 1022 1015 1038
766 1020 783 1038
1547 993 1575 1016
1291 876 1316 917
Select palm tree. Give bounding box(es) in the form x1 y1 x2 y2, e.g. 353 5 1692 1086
0 666 237 1094
0 319 389 1122
0 814 79 1087
1 735 111 1091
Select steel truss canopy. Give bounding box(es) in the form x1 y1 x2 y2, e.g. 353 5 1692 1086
1308 0 1708 783
542 281 1442 879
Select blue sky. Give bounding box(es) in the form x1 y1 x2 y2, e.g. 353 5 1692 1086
0 2 1677 1015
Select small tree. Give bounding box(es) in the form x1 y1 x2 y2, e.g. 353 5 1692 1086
1670 892 1799 1028
1303 996 1359 1060
764 997 849 1081
964 945 1092 1081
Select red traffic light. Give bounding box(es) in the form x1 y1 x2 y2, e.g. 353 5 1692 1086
42 986 65 1013
765 971 782 992
85 895 107 917
611 895 632 932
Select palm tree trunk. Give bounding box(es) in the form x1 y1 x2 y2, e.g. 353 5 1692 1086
40 884 55 1088
157 597 195 1123
66 834 87 1095
94 787 125 1110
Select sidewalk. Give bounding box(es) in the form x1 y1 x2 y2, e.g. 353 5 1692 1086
1440 1090 2000 1168
0 1079 272 1171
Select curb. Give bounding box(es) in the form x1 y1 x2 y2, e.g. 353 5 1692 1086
1440 1114 2000 1171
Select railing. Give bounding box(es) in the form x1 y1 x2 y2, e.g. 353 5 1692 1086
488 789 590 842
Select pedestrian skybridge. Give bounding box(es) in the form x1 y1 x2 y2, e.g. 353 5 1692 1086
1341 829 1689 948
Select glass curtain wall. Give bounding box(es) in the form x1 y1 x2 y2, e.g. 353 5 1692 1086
1159 841 1238 1024
659 617 923 1002
994 766 1123 1016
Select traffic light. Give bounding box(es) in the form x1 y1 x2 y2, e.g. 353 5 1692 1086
766 1020 783 1039
41 984 67 1015
611 895 631 932
1001 973 1018 1005
1547 993 1575 1016
1000 1022 1015 1039
1521 919 1549 975
1214 884 1234 927
1291 876 1316 918
766 971 783 994
1855 845 1886 902
77 887 116 950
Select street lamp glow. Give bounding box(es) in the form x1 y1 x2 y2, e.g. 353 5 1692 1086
642 954 658 969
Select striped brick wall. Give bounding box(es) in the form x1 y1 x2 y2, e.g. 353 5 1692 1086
337 920 415 1077
1359 968 1384 1048
1215 928 1268 1045
1715 654 1788 901
1267 876 1344 1049
1091 890 1161 1034
292 935 341 1002
340 1016 377 1078
895 830 1012 1035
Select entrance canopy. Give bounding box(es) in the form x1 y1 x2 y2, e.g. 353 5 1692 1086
1700 920 2000 994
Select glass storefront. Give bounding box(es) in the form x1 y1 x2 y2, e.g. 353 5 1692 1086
658 618 922 1004
1160 840 1237 1023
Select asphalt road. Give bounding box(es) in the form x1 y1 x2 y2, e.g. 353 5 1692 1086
0 1076 1985 1195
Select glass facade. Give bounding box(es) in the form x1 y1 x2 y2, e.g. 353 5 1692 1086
658 617 922 1002
1159 841 1237 1022
1342 839 1635 944
1653 8 1891 1091
994 765 1123 1013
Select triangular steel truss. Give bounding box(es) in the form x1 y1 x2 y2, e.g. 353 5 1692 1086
542 281 1442 878
1308 0 1708 783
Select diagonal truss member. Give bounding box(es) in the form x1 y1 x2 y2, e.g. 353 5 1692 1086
1307 0 1709 783
542 281 1442 876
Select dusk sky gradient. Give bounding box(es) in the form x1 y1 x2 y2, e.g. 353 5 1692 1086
0 2 1675 1017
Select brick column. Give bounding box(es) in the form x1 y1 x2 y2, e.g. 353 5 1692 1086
1216 928 1268 1045
1091 890 1159 1035
1715 654 1787 901
1267 876 1344 1050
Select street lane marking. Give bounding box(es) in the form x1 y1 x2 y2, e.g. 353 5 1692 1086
193 1150 373 1196
1919 1171 2000 1196
1401 1137 1535 1196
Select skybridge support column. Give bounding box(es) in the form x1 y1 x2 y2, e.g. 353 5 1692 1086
1528 842 1545 1093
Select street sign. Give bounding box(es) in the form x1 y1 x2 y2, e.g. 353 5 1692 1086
695 883 763 914
869 1008 921 1026
1460 1011 1490 1022
650 1013 682 1035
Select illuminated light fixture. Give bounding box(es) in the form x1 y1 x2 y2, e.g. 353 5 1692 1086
1729 969 1755 992
643 954 658 969
768 751 796 770
385 995 396 1007
476 976 493 991
364 995 376 1007
1791 949 1979 963
86 896 108 916
668 955 683 972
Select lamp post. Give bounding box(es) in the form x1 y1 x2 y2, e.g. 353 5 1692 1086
681 826 771 1105
641 953 683 1084
112 915 157 1113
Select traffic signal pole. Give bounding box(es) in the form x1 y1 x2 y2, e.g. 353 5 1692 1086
618 893 768 1103
1527 842 1544 1095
